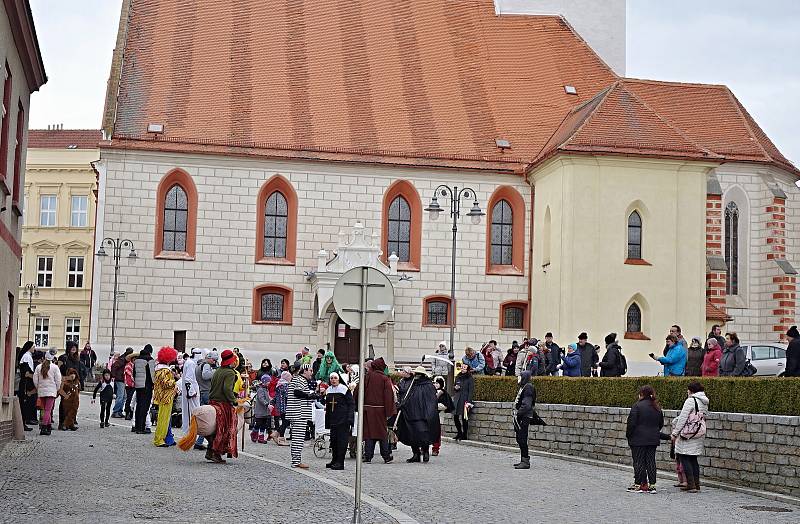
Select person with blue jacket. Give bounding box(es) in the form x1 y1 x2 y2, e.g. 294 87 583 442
461 346 485 374
559 344 582 377
652 334 687 376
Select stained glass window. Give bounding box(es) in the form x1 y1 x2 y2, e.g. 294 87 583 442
491 200 513 265
163 184 188 252
388 196 411 262
627 211 642 260
264 191 288 258
261 293 284 322
626 303 642 333
725 202 739 295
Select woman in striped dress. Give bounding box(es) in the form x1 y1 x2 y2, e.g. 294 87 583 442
286 363 319 468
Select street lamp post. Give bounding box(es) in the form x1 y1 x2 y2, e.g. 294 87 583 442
95 237 137 356
424 185 484 391
22 283 39 342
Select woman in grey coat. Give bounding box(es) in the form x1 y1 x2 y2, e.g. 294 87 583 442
719 332 746 376
670 381 709 493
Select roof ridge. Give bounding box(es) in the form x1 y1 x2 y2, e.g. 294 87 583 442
721 86 772 161
617 82 719 158
622 77 728 89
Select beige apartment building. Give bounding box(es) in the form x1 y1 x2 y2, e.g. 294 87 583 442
18 129 100 352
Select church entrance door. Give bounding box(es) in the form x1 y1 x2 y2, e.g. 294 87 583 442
333 315 360 365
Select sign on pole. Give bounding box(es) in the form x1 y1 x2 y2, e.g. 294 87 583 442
332 266 395 524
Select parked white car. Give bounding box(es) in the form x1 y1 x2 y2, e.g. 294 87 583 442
740 342 788 376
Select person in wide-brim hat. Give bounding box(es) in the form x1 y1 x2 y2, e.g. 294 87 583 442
413 365 430 378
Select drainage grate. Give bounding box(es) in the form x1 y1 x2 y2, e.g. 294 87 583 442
741 505 793 513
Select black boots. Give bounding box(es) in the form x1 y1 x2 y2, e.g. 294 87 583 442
514 457 531 469
422 448 430 463
39 424 52 436
406 452 421 463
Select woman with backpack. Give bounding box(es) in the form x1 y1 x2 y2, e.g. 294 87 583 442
671 382 709 493
625 385 664 493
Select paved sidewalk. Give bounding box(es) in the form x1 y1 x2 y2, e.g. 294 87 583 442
0 397 796 524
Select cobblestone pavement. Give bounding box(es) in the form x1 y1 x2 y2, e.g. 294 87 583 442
0 397 796 524
0 397 394 524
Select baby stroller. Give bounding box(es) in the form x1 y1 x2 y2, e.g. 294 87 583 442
312 403 331 458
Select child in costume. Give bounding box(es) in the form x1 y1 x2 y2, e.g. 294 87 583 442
92 369 115 428
58 368 81 431
152 346 178 447
315 350 344 384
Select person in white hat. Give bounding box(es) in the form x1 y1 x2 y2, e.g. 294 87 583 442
395 365 439 463
180 348 204 433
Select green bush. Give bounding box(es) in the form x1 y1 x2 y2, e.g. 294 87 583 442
472 375 800 416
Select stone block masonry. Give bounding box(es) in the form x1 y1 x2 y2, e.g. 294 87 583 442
441 401 800 497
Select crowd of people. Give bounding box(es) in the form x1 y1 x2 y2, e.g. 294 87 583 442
14 324 799 483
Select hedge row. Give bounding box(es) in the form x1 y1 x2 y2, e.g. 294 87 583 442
469 376 800 416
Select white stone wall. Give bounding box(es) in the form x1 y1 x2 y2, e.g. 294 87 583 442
94 150 531 361
494 0 626 75
715 164 800 342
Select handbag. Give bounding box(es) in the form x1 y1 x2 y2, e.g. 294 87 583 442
678 398 706 440
741 359 758 377
530 410 548 426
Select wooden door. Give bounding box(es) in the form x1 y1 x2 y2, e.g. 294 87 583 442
173 330 186 353
333 317 360 364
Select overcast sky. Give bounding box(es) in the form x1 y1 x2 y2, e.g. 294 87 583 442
27 0 799 165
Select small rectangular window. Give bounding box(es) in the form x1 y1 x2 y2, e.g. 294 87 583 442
70 195 88 227
67 256 84 288
65 317 81 347
261 293 285 322
427 301 449 326
40 195 57 226
502 306 525 330
34 316 50 347
37 256 53 287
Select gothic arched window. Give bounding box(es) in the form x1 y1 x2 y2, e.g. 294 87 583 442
162 184 188 252
387 195 411 262
626 303 642 333
627 211 642 260
491 199 513 265
725 201 739 295
263 191 288 259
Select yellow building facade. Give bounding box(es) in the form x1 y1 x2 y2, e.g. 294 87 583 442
18 130 100 351
530 155 714 371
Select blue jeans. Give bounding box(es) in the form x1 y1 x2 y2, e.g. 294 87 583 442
112 381 126 415
196 391 209 446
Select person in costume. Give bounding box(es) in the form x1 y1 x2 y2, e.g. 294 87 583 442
180 348 203 433
194 350 218 450
324 371 355 470
512 371 536 469
17 341 37 430
315 350 344 383
252 374 273 444
453 362 475 441
355 357 396 463
272 371 291 445
58 367 81 431
286 363 319 468
432 375 454 456
153 346 179 447
395 366 439 463
206 349 239 464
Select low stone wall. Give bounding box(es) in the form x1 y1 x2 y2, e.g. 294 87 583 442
441 402 800 497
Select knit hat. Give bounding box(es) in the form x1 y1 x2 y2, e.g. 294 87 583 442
787 326 799 338
260 374 271 385
157 346 178 365
220 349 237 367
141 344 153 356
280 371 292 384
604 333 616 345
207 350 219 362
578 332 588 340
45 352 55 361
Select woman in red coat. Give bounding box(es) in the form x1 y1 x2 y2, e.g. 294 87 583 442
701 338 722 376
354 358 397 463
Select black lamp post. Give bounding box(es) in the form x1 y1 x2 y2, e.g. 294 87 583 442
22 283 38 342
95 237 136 356
424 185 484 391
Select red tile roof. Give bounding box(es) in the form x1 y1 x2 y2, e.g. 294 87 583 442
108 1 618 171
28 129 103 149
706 301 733 322
106 1 796 177
533 79 798 175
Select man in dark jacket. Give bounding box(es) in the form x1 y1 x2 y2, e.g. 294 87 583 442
704 324 726 353
544 333 561 375
598 333 623 377
133 345 154 434
110 348 132 418
576 333 598 377
513 371 536 469
785 326 800 377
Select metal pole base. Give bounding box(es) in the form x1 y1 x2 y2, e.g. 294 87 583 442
351 508 362 524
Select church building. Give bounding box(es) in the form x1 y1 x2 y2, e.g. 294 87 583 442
91 0 798 368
